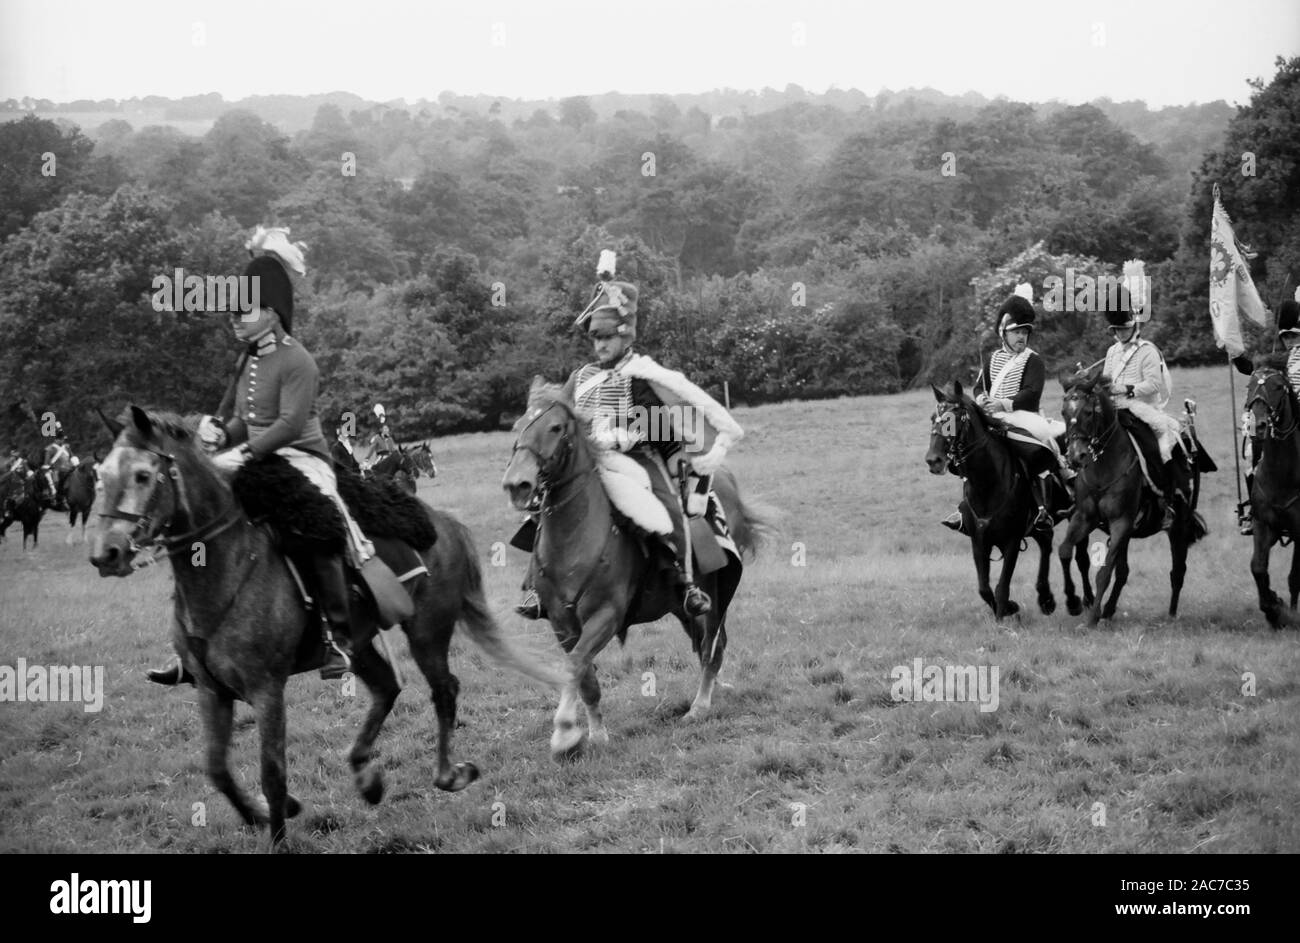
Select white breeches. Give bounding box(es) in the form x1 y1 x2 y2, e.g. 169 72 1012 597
278 447 374 565
1118 402 1182 463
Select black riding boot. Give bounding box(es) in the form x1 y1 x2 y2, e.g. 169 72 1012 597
654 535 710 617
311 554 355 680
1030 475 1052 532
146 657 195 687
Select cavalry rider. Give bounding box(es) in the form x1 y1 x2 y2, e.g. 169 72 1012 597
515 250 742 620
364 407 397 470
7 447 28 477
147 226 377 685
943 283 1069 534
43 425 73 507
1099 261 1189 531
1238 287 1300 535
329 414 360 473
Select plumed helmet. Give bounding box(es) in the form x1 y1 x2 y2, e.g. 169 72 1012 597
997 283 1036 334
243 255 294 335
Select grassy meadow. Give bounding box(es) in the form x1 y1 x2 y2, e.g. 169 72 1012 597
1 364 1297 853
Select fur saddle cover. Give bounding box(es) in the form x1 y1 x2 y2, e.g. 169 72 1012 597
595 451 673 536
231 454 436 555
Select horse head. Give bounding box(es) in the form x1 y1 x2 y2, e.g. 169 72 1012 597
89 405 230 576
1245 364 1297 442
410 442 436 478
1061 370 1115 469
926 380 988 476
502 377 584 511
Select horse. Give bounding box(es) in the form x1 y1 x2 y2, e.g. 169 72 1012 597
89 405 568 848
0 472 47 549
501 379 776 760
64 461 98 545
409 441 437 479
926 381 1082 621
1056 370 1206 625
367 447 419 495
1243 365 1300 628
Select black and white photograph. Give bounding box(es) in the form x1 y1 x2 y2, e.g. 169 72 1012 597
1 0 1297 880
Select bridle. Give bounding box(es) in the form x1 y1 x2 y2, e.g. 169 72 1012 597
1245 369 1298 441
511 400 593 514
1064 386 1118 465
932 401 987 473
99 443 243 568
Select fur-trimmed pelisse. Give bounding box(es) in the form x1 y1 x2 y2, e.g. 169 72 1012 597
231 454 436 554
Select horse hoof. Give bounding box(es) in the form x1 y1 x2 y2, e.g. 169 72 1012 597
1066 598 1082 617
588 727 610 744
683 707 708 723
436 762 480 792
286 795 302 818
1039 595 1057 615
355 766 384 805
551 729 587 762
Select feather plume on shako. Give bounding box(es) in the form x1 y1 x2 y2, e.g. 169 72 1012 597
597 250 617 280
246 225 308 276
1122 259 1150 323
1013 282 1033 302
576 249 633 327
1295 285 1300 303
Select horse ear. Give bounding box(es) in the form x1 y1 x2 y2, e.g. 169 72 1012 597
953 380 964 399
931 384 945 403
129 405 152 437
529 375 549 393
97 406 124 438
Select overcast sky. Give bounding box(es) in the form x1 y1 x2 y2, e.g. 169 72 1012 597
2 0 1296 108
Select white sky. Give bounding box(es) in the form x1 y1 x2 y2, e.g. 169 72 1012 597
1 0 1296 107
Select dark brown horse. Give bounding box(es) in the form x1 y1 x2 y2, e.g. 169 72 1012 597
89 406 567 848
63 461 98 544
501 380 774 759
1057 371 1206 625
368 446 419 495
926 381 1081 620
1244 366 1300 628
0 472 48 549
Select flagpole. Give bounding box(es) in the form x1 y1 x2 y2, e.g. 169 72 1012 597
1229 354 1243 515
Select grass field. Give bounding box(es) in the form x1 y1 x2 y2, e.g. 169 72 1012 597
1 365 1297 853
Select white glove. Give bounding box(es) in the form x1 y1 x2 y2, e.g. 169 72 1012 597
198 416 227 453
211 446 250 474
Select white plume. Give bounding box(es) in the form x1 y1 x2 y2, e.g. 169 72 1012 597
597 249 617 279
1294 285 1300 303
1013 282 1033 302
246 225 308 276
1123 259 1149 321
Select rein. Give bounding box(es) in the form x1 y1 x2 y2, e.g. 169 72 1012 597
1245 372 1300 442
1066 389 1140 494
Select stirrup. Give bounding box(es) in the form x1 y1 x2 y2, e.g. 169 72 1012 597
319 633 352 680
514 589 546 620
683 584 712 617
941 511 968 534
146 660 194 687
1031 506 1053 531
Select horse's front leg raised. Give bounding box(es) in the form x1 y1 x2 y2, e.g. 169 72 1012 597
552 603 619 760
1101 539 1131 621
1058 512 1091 616
1091 519 1132 626
345 642 403 801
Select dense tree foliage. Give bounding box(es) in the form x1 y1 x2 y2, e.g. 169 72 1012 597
2 65 1297 449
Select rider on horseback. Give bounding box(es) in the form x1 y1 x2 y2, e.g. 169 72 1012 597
1099 261 1190 532
148 226 379 685
1238 287 1300 535
43 425 72 509
515 250 741 621
943 283 1070 535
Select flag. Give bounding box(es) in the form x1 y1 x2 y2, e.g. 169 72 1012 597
1208 187 1268 357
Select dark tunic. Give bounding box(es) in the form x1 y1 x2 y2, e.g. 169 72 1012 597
217 335 330 461
975 349 1046 412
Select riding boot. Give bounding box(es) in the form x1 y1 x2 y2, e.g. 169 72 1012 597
146 657 195 687
310 553 355 680
1160 459 1191 532
1239 472 1254 535
1030 475 1052 532
655 534 711 617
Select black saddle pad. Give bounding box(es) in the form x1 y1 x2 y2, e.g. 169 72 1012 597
335 464 436 551
232 454 347 554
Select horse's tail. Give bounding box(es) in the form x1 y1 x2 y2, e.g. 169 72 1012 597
714 466 781 560
448 516 571 688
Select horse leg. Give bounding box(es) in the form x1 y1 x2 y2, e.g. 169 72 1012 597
250 685 290 850
578 663 607 744
686 565 738 719
1091 522 1132 626
1033 529 1056 614
973 540 997 615
345 641 401 803
552 604 618 760
1167 516 1190 619
406 609 479 792
1102 540 1131 621
1288 528 1300 612
1076 540 1095 609
1058 514 1090 616
198 686 262 830
1251 527 1285 628
993 541 1021 622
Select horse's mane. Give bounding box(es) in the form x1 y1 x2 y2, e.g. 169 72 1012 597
115 407 199 448
525 381 576 417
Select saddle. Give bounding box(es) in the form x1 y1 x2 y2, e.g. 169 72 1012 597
231 455 435 616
